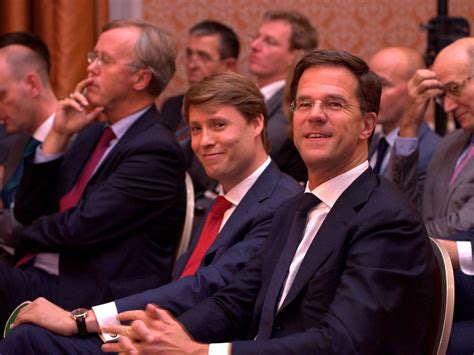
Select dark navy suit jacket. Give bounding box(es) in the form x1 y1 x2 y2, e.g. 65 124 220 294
12 106 186 309
179 169 436 354
115 161 301 316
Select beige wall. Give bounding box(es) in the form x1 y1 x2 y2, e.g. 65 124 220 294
143 0 474 105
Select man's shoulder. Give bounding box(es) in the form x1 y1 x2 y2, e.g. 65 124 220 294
160 94 185 132
418 122 441 147
250 162 302 203
161 94 185 116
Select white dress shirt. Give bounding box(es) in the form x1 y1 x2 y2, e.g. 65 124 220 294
259 80 285 102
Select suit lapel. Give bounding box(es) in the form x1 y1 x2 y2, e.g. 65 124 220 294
184 162 282 265
444 134 474 195
440 132 471 213
87 106 159 184
266 88 284 119
278 169 376 312
207 162 280 253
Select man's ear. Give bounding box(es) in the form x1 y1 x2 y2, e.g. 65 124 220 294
360 111 377 141
252 113 265 138
223 57 238 72
133 69 152 91
25 72 41 97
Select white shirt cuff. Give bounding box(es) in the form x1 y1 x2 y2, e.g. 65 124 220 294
91 302 121 343
209 342 231 355
457 241 474 275
393 136 417 157
34 145 63 164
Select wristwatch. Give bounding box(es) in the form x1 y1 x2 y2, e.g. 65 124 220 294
70 308 88 335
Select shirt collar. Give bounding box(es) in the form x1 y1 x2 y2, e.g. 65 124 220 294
218 156 271 206
108 105 151 139
33 112 55 142
305 161 369 208
380 127 400 148
260 80 286 101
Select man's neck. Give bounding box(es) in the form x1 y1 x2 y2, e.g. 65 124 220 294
256 74 287 88
105 97 154 124
30 97 58 135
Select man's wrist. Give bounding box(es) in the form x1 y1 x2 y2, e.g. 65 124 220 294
85 309 100 333
42 131 71 154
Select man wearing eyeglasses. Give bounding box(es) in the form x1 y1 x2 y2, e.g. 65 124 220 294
249 10 317 182
0 20 186 333
385 38 474 354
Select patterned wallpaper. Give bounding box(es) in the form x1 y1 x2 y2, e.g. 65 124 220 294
142 0 474 104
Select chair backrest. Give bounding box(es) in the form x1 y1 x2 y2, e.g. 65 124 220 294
175 172 195 260
425 237 455 355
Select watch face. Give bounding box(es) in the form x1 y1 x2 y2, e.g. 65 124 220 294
71 308 88 319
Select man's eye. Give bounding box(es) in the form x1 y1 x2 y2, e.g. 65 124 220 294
101 56 112 64
213 122 225 129
297 101 313 110
190 126 201 134
326 100 345 110
446 83 460 93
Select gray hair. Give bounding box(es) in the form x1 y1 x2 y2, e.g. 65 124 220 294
103 19 176 96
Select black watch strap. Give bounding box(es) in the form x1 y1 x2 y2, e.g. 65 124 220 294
75 314 87 335
71 308 88 336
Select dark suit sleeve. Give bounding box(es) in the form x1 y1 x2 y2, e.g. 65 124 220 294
115 209 273 316
14 139 183 253
178 247 265 343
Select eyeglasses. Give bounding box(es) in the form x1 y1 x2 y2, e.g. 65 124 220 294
434 76 472 107
87 51 140 69
290 98 363 116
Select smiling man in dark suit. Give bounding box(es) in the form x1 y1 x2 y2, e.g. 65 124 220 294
0 72 301 352
0 19 187 331
93 50 436 354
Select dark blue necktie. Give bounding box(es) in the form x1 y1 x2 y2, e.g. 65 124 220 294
2 137 41 208
256 192 321 340
373 137 389 175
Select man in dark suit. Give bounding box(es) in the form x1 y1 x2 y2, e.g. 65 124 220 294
96 50 435 354
161 20 240 195
0 73 301 352
0 19 186 330
386 37 474 355
249 10 317 182
0 32 58 250
368 47 440 181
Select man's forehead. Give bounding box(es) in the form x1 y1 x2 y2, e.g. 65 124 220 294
187 35 220 52
96 27 139 53
297 66 358 97
259 20 291 39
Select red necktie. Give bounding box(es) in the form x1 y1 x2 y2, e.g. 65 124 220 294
15 127 115 268
180 196 233 278
449 142 474 186
60 127 115 212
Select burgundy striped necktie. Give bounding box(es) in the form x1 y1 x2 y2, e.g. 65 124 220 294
60 127 115 212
